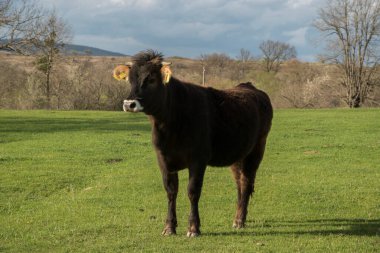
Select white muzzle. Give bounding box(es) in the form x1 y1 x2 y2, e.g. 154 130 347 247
123 100 144 112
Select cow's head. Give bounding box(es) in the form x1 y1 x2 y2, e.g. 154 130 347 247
113 50 172 113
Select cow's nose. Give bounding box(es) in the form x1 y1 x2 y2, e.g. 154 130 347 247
129 101 136 109
123 100 144 112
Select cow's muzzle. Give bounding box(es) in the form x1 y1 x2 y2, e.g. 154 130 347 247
123 100 144 112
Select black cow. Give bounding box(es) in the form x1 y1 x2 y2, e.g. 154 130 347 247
113 50 273 237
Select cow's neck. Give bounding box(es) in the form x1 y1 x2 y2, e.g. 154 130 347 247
149 78 185 127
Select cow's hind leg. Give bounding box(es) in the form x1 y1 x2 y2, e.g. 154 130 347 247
231 163 242 215
232 136 267 229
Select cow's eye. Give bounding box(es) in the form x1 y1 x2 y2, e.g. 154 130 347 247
142 75 156 88
147 75 157 82
141 79 150 89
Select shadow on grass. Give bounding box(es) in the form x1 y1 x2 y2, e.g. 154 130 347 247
204 219 380 237
0 116 151 135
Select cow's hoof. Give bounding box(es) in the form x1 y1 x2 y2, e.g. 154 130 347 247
162 227 176 236
233 220 245 229
186 231 200 237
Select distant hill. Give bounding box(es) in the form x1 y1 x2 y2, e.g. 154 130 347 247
0 42 127 57
64 44 126 56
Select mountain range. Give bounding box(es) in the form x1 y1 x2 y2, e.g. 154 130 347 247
0 41 127 57
63 44 126 56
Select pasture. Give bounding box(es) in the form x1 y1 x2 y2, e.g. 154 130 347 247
0 109 379 252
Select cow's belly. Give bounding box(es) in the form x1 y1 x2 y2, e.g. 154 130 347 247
208 129 258 167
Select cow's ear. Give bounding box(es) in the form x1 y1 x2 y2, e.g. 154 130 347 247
161 62 172 85
113 63 132 81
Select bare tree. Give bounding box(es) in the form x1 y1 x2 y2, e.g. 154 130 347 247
237 48 253 63
34 10 72 109
259 40 297 72
276 60 340 108
236 48 253 80
0 60 28 109
314 0 380 108
0 0 11 21
198 53 232 86
0 0 43 53
202 53 231 74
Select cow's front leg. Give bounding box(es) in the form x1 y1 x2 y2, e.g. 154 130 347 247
187 165 206 237
161 171 179 236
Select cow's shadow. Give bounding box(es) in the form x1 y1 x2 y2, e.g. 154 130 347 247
204 219 380 237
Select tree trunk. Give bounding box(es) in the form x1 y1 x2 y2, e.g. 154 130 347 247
348 94 361 108
46 70 51 109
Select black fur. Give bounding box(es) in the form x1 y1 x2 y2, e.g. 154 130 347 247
125 50 273 236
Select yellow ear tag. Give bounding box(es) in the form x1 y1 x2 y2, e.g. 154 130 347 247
161 65 172 85
113 65 130 81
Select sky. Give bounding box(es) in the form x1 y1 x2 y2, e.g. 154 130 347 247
39 0 327 61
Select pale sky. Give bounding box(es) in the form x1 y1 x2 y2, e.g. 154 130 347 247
39 0 327 61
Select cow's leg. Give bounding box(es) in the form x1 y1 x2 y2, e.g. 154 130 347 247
187 164 206 237
161 171 179 236
233 136 267 229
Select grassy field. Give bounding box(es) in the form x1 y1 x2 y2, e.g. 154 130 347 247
0 109 379 252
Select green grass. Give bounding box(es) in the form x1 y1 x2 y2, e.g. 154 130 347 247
0 109 379 252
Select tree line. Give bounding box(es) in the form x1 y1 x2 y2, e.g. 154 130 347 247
1 0 379 109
